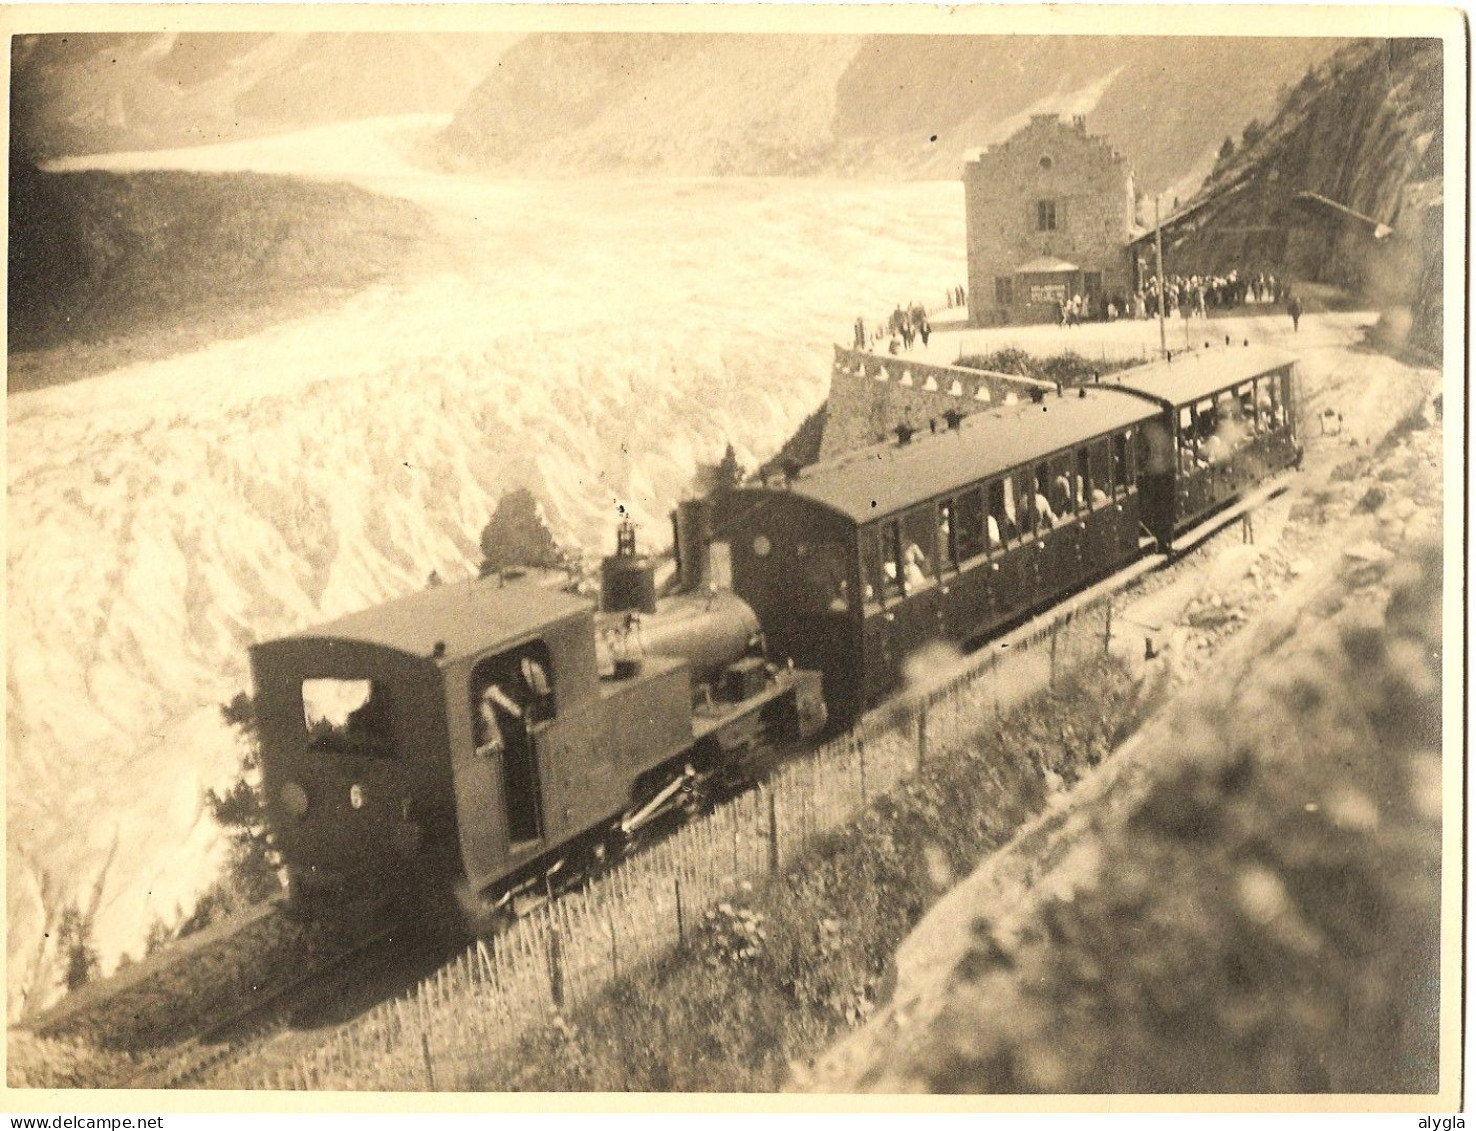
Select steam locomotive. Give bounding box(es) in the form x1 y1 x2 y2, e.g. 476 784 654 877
250 344 1300 928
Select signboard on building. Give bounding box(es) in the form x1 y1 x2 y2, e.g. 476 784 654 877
1029 283 1067 304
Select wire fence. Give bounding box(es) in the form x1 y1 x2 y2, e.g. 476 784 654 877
230 594 1120 1091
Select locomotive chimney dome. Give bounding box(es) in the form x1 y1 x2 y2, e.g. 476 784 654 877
602 516 658 615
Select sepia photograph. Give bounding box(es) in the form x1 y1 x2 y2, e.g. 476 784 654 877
3 3 1463 1109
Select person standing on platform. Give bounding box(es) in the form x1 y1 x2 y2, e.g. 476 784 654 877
1287 292 1303 332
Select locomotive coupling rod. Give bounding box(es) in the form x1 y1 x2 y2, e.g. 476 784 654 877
620 766 697 836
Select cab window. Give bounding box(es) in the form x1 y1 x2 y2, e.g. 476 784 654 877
471 640 557 757
303 678 394 756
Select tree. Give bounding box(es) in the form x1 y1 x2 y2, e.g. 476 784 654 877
182 692 282 938
479 488 567 574
57 904 99 991
1242 118 1267 148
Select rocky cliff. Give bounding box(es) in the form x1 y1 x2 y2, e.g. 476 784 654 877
1161 38 1442 315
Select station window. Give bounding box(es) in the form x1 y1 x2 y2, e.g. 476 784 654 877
1036 199 1058 232
995 277 1014 305
956 488 987 561
303 678 394 757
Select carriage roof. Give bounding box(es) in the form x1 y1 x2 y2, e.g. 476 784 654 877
784 388 1158 524
1108 345 1296 407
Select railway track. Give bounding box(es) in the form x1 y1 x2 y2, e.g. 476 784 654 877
119 924 449 1090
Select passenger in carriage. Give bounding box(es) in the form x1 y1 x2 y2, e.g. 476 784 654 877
903 542 931 588
1033 488 1057 530
1051 472 1074 519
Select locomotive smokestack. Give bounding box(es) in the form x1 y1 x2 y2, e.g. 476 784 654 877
673 497 713 593
601 517 657 614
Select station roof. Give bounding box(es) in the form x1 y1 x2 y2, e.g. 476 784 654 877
788 389 1159 524
279 577 591 664
1109 345 1296 407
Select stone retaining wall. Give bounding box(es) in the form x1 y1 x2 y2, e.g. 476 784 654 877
820 345 1055 459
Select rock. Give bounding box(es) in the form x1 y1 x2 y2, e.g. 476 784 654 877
1356 485 1387 513
1343 540 1392 564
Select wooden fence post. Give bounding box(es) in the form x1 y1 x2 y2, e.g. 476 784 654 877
675 875 685 948
1050 623 1059 686
609 912 619 979
548 925 565 1010
767 787 780 874
917 701 929 768
421 1031 436 1091
1104 600 1114 653
859 739 868 805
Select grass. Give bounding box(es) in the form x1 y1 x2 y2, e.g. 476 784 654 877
468 654 1148 1091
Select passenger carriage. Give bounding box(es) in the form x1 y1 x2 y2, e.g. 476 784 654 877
725 389 1160 722
1109 345 1301 550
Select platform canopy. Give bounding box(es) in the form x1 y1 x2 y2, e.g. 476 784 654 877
1013 256 1081 274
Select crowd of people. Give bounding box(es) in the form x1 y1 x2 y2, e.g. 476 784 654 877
853 298 942 354
1049 270 1292 327
1137 269 1286 320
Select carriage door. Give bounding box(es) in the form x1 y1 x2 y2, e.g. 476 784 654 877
471 642 556 854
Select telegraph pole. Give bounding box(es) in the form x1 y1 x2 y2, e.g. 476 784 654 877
1154 194 1168 358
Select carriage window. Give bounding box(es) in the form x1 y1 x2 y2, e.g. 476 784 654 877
1111 432 1128 496
1237 382 1258 432
303 679 394 756
801 541 852 613
1049 455 1075 518
1196 399 1218 439
937 500 958 570
1088 441 1111 507
987 479 1012 549
957 488 987 561
1075 448 1092 510
880 520 905 598
1268 374 1286 428
1018 470 1041 535
902 508 936 588
1034 463 1061 528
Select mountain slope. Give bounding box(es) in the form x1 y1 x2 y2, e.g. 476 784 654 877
440 34 1348 187
10 32 518 164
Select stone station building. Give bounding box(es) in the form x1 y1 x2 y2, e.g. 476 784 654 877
965 113 1142 325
